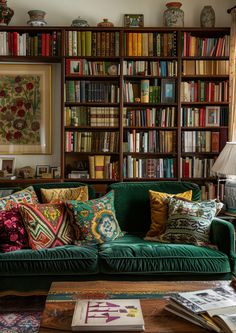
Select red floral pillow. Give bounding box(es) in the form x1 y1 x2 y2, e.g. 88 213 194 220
0 208 29 252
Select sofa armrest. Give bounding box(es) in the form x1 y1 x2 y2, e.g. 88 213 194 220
210 218 235 256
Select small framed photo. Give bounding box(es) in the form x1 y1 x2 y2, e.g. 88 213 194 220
66 59 82 75
124 14 144 28
161 78 176 103
51 166 61 179
36 165 50 178
0 157 15 176
205 106 220 127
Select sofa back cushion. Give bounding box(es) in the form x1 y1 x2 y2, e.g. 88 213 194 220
32 182 96 203
108 181 201 233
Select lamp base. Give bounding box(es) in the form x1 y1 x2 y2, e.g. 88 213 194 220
224 179 236 214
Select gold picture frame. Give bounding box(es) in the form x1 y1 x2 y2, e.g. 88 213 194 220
0 64 52 154
124 14 144 27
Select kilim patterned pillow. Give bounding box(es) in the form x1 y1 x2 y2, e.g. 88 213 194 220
0 186 39 211
0 207 29 252
19 203 74 250
40 186 88 203
157 197 219 247
66 191 124 245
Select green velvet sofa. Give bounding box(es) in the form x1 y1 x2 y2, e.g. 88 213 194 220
0 181 235 294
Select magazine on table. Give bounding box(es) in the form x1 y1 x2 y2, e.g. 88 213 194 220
71 299 145 331
165 285 236 332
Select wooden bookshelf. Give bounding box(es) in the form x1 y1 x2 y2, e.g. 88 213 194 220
0 26 230 194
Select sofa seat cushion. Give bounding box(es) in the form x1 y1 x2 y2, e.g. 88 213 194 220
99 234 230 275
0 245 99 276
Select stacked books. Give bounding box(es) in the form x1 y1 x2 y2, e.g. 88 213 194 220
165 285 236 333
71 299 145 331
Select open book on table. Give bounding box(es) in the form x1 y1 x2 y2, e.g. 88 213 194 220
71 299 145 331
165 285 236 332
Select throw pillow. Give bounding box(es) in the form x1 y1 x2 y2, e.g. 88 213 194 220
66 191 124 244
0 186 39 211
157 197 219 246
145 189 193 238
19 202 74 250
0 208 29 252
41 186 88 203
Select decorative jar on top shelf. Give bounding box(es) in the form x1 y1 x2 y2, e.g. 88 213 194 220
200 5 215 27
163 2 184 27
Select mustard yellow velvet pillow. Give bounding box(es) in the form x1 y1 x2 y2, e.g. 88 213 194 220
40 186 88 203
145 189 193 238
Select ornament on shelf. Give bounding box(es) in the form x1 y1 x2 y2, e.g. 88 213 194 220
0 0 14 25
163 2 184 27
97 18 114 27
200 5 215 27
71 16 89 27
27 10 47 26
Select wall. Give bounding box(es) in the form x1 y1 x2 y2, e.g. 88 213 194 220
8 0 235 27
1 0 235 171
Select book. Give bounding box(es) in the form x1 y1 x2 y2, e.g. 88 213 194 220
71 299 145 331
165 286 236 332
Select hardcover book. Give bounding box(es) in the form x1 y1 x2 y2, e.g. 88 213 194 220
71 299 145 331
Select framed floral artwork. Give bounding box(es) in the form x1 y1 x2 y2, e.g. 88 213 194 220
0 64 52 154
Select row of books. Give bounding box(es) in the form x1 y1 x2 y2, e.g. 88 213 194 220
123 80 161 103
64 106 119 127
182 60 229 76
182 131 220 153
65 30 120 57
65 81 119 103
124 130 176 153
181 80 229 102
181 106 229 127
123 156 175 179
65 131 119 153
124 32 177 57
123 107 176 127
123 60 177 77
0 31 61 56
181 32 230 57
180 157 215 179
201 182 219 200
66 59 120 76
88 155 119 179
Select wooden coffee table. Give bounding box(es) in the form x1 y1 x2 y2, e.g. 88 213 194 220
39 280 233 333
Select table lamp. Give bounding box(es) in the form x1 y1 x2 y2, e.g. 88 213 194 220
211 142 236 215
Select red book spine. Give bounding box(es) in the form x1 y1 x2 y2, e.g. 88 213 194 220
42 33 46 56
13 31 18 56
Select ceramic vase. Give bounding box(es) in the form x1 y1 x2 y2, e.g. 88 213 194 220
71 16 89 27
0 0 14 25
200 5 215 27
27 10 47 26
97 18 114 27
163 2 184 27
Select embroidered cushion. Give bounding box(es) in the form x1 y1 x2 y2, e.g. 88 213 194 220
40 186 88 203
67 191 124 244
0 208 29 252
19 203 74 250
157 197 219 246
145 189 193 238
0 186 39 211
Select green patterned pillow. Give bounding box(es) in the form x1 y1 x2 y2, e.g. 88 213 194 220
66 191 124 244
19 202 74 250
157 197 219 246
0 186 39 211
